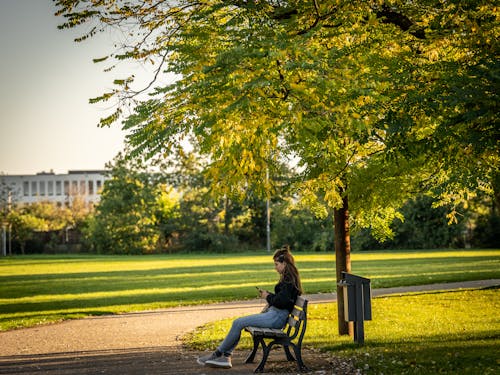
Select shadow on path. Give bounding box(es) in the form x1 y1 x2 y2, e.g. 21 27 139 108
0 347 346 375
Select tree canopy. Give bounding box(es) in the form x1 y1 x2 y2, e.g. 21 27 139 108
54 0 499 333
54 0 498 225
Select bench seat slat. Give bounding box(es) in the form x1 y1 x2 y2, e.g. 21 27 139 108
245 326 288 338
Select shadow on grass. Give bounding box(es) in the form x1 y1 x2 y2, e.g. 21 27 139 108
0 264 269 298
319 332 500 375
3 253 499 298
0 283 263 318
2 254 498 299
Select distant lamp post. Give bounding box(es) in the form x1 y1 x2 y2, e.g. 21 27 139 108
1 222 6 257
1 190 12 257
8 190 12 256
266 196 271 253
266 167 271 253
8 223 11 256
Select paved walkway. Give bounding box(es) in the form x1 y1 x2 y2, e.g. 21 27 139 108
0 279 498 374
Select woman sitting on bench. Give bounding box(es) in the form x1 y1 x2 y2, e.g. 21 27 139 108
197 245 303 369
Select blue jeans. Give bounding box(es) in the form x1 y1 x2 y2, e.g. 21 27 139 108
217 306 289 356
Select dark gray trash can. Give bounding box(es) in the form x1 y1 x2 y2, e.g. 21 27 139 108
338 271 372 344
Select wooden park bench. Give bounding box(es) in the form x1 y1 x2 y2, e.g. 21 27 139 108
244 296 309 373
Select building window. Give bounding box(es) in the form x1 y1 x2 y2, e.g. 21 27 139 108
56 181 62 196
96 180 102 192
71 181 78 195
23 181 29 196
64 181 70 195
88 180 94 195
40 181 46 196
80 180 86 195
48 181 54 196
31 181 37 196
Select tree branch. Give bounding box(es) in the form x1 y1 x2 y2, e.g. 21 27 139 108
375 5 425 39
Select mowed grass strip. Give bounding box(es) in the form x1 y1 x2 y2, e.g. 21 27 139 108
0 249 499 331
187 288 500 375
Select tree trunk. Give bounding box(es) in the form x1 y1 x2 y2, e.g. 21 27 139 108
492 171 500 216
334 195 353 336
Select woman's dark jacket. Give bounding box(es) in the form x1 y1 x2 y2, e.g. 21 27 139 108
266 281 299 312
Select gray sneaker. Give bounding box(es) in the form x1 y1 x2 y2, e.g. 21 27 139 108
197 351 219 365
205 355 232 369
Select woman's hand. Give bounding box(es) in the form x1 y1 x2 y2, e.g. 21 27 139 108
259 289 269 299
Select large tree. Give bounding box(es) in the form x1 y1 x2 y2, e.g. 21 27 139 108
54 0 499 334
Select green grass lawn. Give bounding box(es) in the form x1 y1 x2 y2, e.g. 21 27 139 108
187 288 500 374
1 249 499 374
0 249 499 331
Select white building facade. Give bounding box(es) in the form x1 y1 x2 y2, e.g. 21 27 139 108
0 170 110 207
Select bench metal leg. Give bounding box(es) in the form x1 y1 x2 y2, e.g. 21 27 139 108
245 328 308 372
284 345 295 361
254 341 272 373
245 336 260 363
291 343 308 372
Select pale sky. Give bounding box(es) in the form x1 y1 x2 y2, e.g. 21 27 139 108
0 0 158 175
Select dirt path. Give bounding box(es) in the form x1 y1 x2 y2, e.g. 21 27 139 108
1 280 498 375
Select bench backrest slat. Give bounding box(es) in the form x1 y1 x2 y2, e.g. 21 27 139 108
286 295 307 329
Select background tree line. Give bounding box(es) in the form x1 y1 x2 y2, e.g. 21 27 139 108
3 151 498 255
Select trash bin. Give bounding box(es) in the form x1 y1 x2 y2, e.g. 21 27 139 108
337 272 372 344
